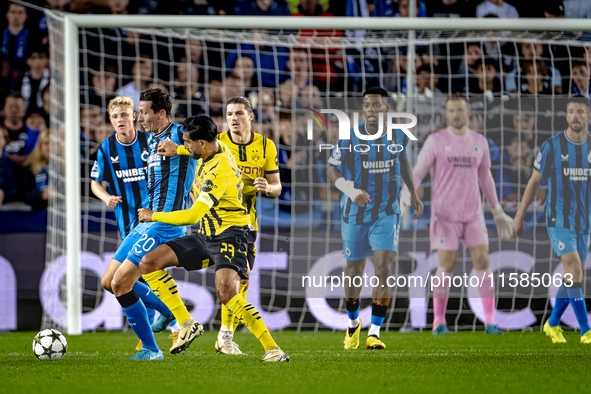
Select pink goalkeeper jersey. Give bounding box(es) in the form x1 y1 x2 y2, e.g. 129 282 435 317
413 127 499 223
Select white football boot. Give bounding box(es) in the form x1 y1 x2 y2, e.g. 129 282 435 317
215 330 243 355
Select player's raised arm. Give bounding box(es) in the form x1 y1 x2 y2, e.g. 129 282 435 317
141 116 230 226
139 164 229 225
157 140 191 157
138 196 213 225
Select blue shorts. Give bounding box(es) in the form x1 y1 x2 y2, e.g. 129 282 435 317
548 227 590 261
112 222 186 266
341 214 401 261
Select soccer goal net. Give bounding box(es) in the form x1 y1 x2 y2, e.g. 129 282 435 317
42 11 591 334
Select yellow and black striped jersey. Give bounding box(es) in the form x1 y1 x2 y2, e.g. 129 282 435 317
218 131 279 231
189 141 251 236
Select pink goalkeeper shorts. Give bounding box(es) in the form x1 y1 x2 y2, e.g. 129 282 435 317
429 213 489 251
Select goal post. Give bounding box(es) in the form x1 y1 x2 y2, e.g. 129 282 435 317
46 11 591 335
64 14 82 336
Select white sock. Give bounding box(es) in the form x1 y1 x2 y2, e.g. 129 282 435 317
168 321 180 332
220 325 233 333
368 324 381 338
349 318 360 329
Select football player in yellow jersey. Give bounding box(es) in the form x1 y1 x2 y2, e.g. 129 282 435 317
217 96 281 353
157 96 282 355
137 116 289 362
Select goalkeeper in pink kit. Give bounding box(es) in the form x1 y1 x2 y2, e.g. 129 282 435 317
402 96 513 334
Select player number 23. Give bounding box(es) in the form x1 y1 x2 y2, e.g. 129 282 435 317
220 243 235 258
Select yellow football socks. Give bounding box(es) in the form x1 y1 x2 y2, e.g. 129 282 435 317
226 293 277 351
223 283 248 332
232 283 248 334
240 282 248 299
143 270 191 325
221 304 234 331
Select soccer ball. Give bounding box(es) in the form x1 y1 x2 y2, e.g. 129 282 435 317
32 329 68 361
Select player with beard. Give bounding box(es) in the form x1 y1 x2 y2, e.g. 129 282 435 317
138 116 289 362
401 96 513 335
513 96 591 344
156 96 281 355
327 86 423 350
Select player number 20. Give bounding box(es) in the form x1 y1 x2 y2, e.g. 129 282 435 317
134 233 155 254
221 243 235 258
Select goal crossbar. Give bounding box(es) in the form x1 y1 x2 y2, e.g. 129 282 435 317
66 15 591 31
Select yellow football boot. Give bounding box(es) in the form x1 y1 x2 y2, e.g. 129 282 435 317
343 319 362 350
366 335 386 350
580 330 591 344
543 320 567 343
135 339 142 352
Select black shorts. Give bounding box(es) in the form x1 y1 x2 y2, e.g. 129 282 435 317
247 231 257 271
166 226 250 280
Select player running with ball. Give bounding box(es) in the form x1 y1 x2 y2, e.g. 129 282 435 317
328 86 423 350
402 96 513 335
513 96 591 344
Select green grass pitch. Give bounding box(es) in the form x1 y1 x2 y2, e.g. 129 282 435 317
1 330 590 393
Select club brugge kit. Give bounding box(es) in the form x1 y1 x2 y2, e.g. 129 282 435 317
535 131 591 259
91 131 150 239
328 122 409 260
113 123 197 266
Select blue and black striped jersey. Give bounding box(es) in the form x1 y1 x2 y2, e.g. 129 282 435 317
146 123 197 213
534 131 591 234
91 131 150 239
327 121 409 224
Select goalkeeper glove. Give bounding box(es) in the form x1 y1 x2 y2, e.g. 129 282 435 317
493 205 513 239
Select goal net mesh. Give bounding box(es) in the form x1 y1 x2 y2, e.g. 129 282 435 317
43 10 591 333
